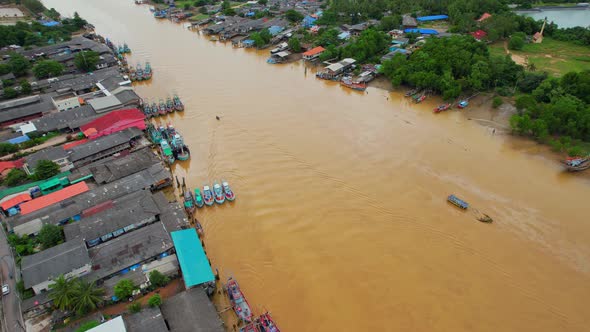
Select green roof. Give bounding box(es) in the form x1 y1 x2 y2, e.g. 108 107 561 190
0 171 71 200
39 177 61 191
171 229 215 288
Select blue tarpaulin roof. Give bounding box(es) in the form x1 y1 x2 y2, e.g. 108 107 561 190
268 25 284 36
6 135 30 145
171 229 215 288
243 39 255 45
405 28 439 35
39 20 60 27
302 15 317 28
417 15 449 22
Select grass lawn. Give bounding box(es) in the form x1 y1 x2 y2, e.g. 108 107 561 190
488 38 590 76
189 13 210 21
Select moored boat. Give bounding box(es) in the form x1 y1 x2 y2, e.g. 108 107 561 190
203 185 214 206
135 64 144 81
158 99 167 115
222 181 235 201
258 312 280 332
340 76 367 91
147 123 162 143
143 62 152 80
213 182 225 204
457 100 469 109
194 188 204 208
447 194 469 209
415 94 426 103
151 102 159 117
159 140 175 164
562 156 590 172
434 103 451 113
183 189 195 212
166 97 174 113
226 278 253 324
123 42 131 53
173 94 184 111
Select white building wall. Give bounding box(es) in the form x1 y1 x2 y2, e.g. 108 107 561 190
32 263 92 295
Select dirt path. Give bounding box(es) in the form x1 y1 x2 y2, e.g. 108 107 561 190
101 278 185 316
503 40 528 66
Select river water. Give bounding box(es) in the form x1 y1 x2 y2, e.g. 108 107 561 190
42 1 590 331
516 8 590 28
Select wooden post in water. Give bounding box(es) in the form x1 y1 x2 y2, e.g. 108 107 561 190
182 177 186 188
175 175 180 187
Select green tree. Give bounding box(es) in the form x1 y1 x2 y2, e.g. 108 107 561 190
32 60 64 79
148 294 162 307
3 87 18 99
114 279 136 300
128 302 142 313
38 224 64 249
72 12 87 29
3 168 28 187
285 9 304 23
258 0 267 5
34 160 60 180
183 3 191 10
8 53 30 77
378 15 401 31
288 37 301 53
72 280 104 315
48 275 77 311
20 79 31 95
492 96 503 108
74 51 99 72
0 64 11 75
148 270 170 288
508 35 524 50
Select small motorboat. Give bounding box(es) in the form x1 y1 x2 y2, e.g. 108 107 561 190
434 103 451 113
222 181 235 201
183 190 194 212
447 194 469 210
203 185 214 206
457 100 469 109
563 156 590 172
259 312 280 332
194 188 204 208
226 278 253 324
405 89 419 97
415 94 426 103
213 182 225 204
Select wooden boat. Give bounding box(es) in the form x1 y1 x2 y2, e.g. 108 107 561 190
147 123 162 143
457 100 469 109
143 62 152 80
222 181 235 201
166 97 174 113
183 190 195 212
194 188 204 208
213 182 225 204
258 312 280 332
135 64 144 81
447 194 468 209
151 102 159 117
226 278 254 324
415 94 426 103
173 94 184 111
562 157 590 172
158 99 167 116
340 76 367 91
203 185 214 206
434 103 451 113
405 89 419 97
195 219 204 236
159 140 175 164
123 43 131 53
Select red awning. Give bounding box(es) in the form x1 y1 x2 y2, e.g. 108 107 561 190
0 193 31 211
19 182 89 215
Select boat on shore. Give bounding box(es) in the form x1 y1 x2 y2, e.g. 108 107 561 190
222 181 235 201
447 194 469 209
405 89 419 97
194 188 204 208
563 156 590 172
184 189 195 212
434 103 451 113
414 94 426 103
203 185 214 206
173 94 184 111
213 182 225 204
226 278 253 324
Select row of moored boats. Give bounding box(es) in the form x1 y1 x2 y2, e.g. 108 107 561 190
184 181 235 211
129 62 153 81
141 95 184 118
226 277 280 332
148 124 190 164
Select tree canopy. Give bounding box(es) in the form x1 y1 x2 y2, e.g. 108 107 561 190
148 270 170 288
285 9 304 23
49 275 77 311
8 53 30 77
74 51 100 72
34 160 60 180
114 279 136 300
148 294 162 307
32 60 64 79
38 224 64 250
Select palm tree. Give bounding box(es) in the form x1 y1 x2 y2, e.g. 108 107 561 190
72 280 105 315
48 275 76 311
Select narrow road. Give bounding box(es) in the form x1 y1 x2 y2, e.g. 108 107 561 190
0 226 24 332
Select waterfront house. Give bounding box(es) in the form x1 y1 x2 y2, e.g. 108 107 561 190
302 46 325 61
302 15 317 28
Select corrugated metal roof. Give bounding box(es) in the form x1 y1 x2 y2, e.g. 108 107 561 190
171 229 215 288
302 46 325 56
0 193 31 210
19 182 89 215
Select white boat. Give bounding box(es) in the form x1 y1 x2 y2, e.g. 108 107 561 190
222 181 235 201
213 183 225 204
203 185 214 206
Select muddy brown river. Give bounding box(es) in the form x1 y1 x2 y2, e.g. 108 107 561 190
41 1 590 330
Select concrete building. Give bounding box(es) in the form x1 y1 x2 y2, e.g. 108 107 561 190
0 95 54 127
68 127 143 167
160 288 225 332
51 93 81 112
23 146 73 175
21 239 91 295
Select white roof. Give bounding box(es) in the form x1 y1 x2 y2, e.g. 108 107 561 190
88 95 121 111
88 316 126 332
276 51 290 58
20 122 37 134
340 58 356 66
326 63 344 72
204 186 210 190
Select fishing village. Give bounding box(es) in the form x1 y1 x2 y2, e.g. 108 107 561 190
0 0 589 331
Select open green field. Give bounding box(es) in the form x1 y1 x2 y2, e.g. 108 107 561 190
489 38 590 76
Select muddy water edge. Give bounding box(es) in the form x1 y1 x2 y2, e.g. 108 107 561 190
42 1 590 331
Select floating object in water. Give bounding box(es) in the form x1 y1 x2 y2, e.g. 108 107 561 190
216 116 220 120
447 194 468 209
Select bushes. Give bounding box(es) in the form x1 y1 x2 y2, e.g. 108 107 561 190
148 294 162 307
508 35 524 50
32 60 64 79
114 279 136 300
128 302 142 313
148 270 170 288
492 96 503 108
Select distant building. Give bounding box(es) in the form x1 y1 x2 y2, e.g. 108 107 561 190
51 93 81 112
471 30 488 40
402 15 418 28
0 95 53 128
477 12 492 22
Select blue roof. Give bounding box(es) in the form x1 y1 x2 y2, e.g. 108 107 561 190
6 135 30 144
417 15 449 22
243 39 255 45
268 25 284 35
338 31 351 39
404 28 439 35
302 15 317 27
171 229 215 288
39 20 60 27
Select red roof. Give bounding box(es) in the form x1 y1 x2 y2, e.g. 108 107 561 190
63 139 89 150
477 13 492 22
471 30 487 40
0 193 31 211
80 108 146 140
0 160 23 173
303 46 325 57
19 182 89 215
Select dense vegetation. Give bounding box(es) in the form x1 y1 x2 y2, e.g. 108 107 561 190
381 36 522 99
0 12 87 48
49 276 105 315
